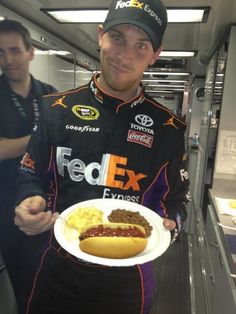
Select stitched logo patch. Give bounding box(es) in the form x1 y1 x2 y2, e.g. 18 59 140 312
72 105 99 120
127 130 153 148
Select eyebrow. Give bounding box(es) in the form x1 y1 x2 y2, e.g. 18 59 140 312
109 27 151 43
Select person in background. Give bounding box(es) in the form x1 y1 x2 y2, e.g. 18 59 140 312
14 0 190 313
0 19 57 313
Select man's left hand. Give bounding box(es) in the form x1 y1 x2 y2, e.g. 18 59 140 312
163 218 176 231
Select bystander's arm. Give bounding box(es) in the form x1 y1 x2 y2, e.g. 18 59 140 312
0 135 30 161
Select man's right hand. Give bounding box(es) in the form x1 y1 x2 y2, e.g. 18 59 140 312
14 195 59 235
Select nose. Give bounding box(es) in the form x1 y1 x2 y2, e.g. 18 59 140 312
117 44 133 63
2 52 13 65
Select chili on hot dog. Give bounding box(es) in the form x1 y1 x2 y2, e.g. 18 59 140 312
79 223 148 259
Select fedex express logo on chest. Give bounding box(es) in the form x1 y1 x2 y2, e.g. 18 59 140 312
57 147 147 191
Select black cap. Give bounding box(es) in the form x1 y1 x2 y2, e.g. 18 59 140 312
103 0 167 51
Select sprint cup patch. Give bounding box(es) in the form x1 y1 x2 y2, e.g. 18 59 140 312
127 130 153 148
72 105 99 120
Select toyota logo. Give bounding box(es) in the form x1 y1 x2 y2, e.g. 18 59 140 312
135 114 153 127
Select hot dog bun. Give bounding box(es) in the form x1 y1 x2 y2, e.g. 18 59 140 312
79 223 148 259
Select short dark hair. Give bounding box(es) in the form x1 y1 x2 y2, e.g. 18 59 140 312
0 19 33 49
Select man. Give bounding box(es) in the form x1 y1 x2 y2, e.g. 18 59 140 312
0 19 57 313
15 1 190 313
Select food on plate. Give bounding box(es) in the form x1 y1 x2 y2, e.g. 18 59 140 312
79 223 148 258
65 206 104 233
108 208 153 236
229 200 236 209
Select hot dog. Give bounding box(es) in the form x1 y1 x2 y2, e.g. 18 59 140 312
79 223 148 259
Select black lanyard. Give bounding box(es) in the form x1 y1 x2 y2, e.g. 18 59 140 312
11 95 40 127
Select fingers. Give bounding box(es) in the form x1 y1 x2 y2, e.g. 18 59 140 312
17 211 59 235
15 206 44 224
20 195 47 214
163 218 176 231
14 196 59 235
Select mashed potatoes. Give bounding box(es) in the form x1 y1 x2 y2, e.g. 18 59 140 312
229 200 236 209
66 206 104 234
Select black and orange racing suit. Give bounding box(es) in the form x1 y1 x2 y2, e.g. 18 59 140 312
17 74 190 314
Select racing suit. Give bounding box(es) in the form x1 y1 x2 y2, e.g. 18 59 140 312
17 74 190 314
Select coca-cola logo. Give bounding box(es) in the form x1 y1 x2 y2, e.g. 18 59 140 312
127 130 153 148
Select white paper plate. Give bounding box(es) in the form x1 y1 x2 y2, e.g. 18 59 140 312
54 198 171 266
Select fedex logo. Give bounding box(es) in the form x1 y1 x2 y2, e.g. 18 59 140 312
115 0 163 26
57 147 146 191
180 169 189 181
116 0 144 9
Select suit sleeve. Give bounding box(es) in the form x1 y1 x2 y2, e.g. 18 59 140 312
16 98 54 206
163 128 190 240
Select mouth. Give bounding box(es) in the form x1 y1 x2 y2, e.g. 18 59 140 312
109 61 132 74
5 67 19 72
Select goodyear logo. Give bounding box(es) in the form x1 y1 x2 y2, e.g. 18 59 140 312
72 105 99 120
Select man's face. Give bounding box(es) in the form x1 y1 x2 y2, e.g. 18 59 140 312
98 24 161 97
0 32 34 82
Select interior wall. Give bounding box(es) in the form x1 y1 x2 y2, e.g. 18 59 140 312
214 26 236 182
48 55 75 92
188 78 206 138
75 67 93 87
154 95 180 115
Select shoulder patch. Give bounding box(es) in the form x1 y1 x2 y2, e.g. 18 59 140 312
163 114 186 129
51 96 67 109
163 117 179 129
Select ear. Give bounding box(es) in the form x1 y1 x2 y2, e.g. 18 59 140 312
98 24 105 47
28 46 34 61
149 46 162 65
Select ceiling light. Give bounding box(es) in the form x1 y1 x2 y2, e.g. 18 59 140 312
160 51 196 58
41 7 210 24
42 10 108 23
34 48 72 56
0 16 5 21
167 8 209 23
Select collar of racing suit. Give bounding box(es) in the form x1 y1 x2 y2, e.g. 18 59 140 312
89 73 146 112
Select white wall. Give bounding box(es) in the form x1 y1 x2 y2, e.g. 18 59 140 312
48 55 75 92
75 67 93 87
214 26 236 181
